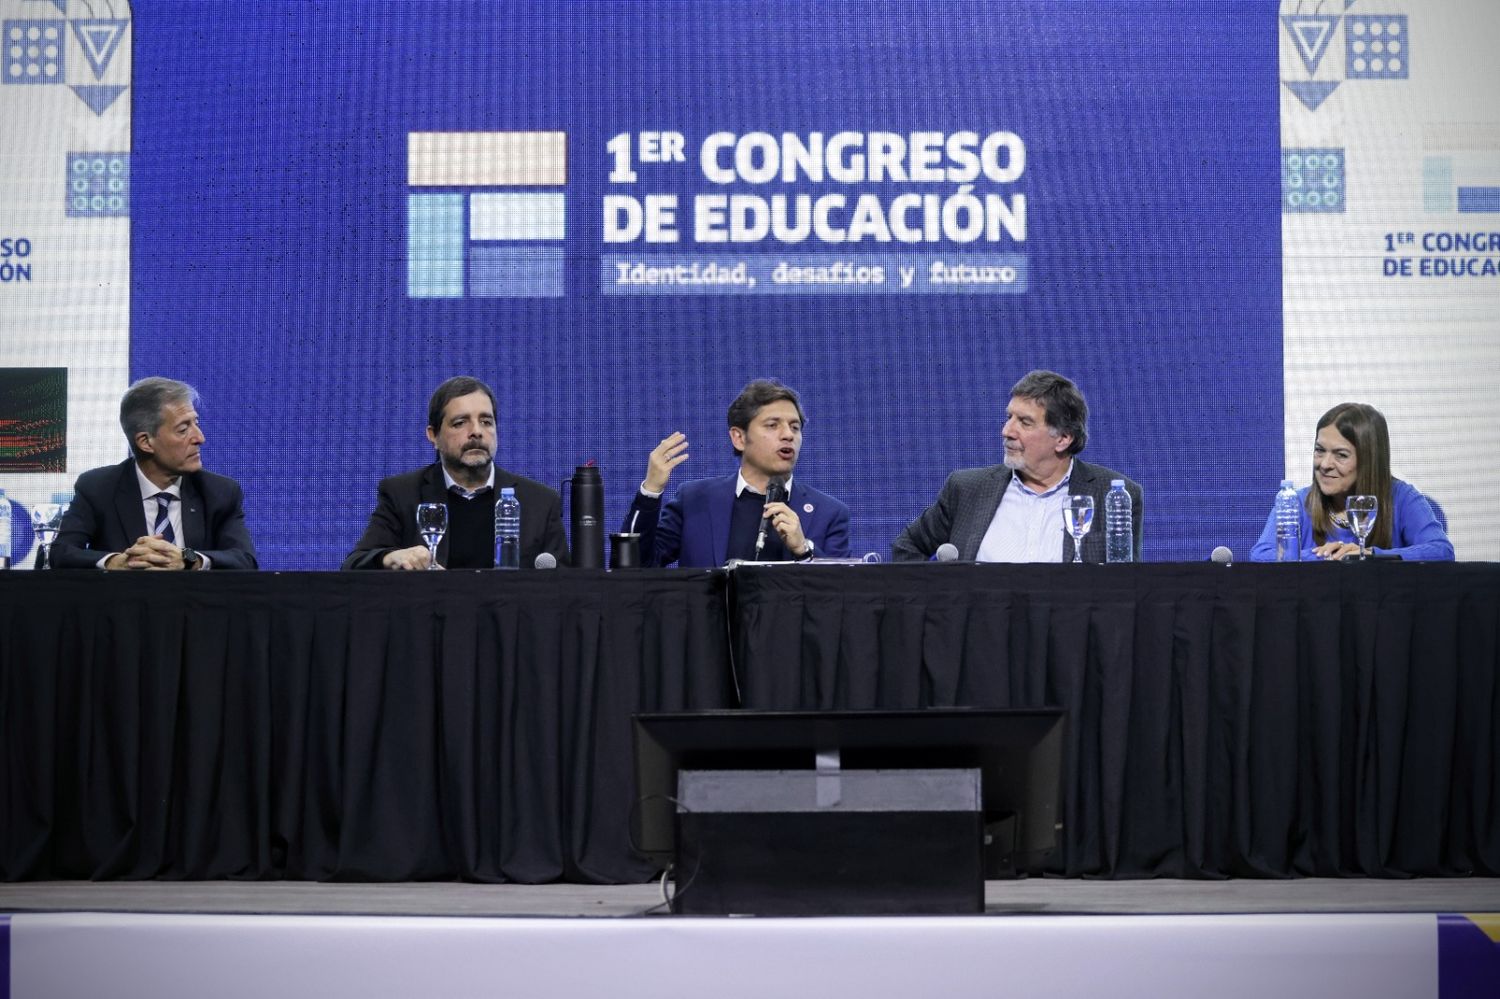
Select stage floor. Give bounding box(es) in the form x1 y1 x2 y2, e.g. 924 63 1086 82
4 877 1498 918
7 881 1498 999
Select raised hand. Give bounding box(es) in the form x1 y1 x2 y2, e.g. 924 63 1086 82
644 431 690 494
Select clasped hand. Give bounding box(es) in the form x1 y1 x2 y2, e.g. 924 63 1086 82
107 535 189 570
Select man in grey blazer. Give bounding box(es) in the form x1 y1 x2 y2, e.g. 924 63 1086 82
893 370 1143 563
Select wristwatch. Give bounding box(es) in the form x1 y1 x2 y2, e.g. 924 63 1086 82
794 539 815 561
180 547 203 570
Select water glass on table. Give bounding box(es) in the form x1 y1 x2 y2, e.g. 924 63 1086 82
1064 495 1094 564
416 503 448 570
31 503 66 569
1346 495 1378 560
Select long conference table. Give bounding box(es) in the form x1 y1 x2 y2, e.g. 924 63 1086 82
3 563 1497 883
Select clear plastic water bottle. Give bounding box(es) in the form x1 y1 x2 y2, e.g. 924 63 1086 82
1105 479 1132 563
0 489 11 568
1274 479 1302 562
494 487 521 569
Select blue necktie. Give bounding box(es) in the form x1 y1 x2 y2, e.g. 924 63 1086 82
153 493 175 544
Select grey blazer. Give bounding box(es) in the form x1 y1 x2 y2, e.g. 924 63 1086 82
892 459 1143 562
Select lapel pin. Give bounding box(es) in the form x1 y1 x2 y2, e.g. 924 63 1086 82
803 503 814 513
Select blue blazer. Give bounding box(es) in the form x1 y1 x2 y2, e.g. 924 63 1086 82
626 473 851 567
1249 480 1454 562
51 458 258 570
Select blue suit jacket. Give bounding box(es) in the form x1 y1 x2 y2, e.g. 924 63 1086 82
1248 479 1454 562
626 473 851 567
51 458 258 570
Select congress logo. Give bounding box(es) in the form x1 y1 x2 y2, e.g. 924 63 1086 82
406 131 566 299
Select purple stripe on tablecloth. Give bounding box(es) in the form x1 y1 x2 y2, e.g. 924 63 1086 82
1 914 10 999
1438 913 1500 999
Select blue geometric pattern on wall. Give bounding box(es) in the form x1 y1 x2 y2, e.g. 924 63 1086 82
65 152 129 217
3 20 64 84
1283 149 1345 213
407 194 466 298
1345 16 1408 79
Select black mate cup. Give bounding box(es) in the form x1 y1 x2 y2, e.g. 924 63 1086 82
610 532 641 569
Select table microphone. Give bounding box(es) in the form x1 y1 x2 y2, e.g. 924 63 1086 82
754 477 788 559
935 543 960 562
534 552 558 569
1210 546 1233 565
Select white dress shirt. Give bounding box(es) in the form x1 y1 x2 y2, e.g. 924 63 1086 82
134 464 185 545
975 462 1074 563
96 464 209 568
441 464 496 499
734 471 793 498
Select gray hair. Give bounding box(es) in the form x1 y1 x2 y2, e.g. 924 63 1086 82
1010 369 1088 455
120 377 198 458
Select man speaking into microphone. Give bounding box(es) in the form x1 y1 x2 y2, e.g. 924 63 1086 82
624 379 851 567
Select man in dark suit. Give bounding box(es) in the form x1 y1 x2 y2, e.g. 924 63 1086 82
893 370 1143 563
342 376 567 570
51 377 258 570
624 379 850 567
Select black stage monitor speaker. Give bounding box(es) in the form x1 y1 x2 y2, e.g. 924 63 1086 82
632 708 1067 915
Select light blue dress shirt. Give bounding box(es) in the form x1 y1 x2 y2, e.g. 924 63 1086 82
976 463 1074 563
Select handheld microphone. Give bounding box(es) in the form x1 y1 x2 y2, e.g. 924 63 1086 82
533 552 558 569
935 543 960 562
754 477 789 559
1210 546 1233 565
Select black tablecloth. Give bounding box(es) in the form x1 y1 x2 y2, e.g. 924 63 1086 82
6 563 1497 884
0 570 732 883
731 562 1500 878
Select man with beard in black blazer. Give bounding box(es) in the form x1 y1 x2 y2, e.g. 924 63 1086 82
51 376 258 570
342 376 568 570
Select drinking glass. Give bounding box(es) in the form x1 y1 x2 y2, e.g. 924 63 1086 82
1063 495 1094 564
416 502 448 570
31 503 65 568
1346 495 1378 560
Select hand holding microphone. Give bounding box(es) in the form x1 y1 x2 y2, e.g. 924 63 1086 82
755 477 792 559
763 489 811 557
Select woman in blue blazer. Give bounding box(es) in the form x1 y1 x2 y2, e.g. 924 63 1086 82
1251 402 1453 561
